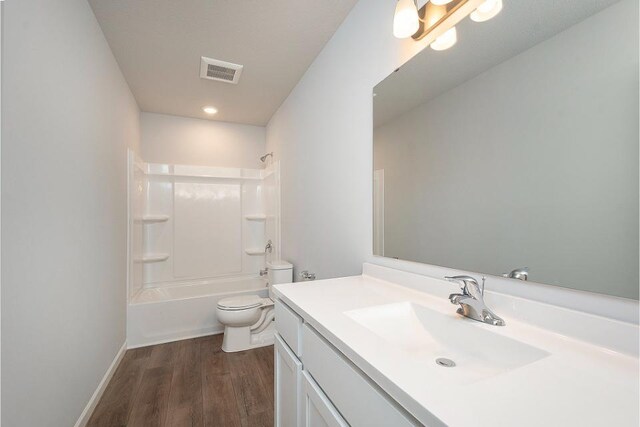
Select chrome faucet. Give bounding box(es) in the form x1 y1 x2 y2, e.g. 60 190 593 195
503 267 529 281
299 270 316 281
445 275 505 326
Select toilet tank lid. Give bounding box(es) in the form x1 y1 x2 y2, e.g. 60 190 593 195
267 260 293 270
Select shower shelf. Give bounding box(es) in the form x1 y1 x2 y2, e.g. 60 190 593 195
137 253 170 263
136 215 170 224
244 248 266 256
244 214 266 221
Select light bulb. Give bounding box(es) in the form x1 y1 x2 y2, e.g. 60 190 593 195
430 0 453 5
470 0 503 22
430 26 457 51
393 0 420 39
202 106 218 115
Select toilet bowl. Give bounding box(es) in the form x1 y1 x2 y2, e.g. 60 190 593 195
217 260 293 352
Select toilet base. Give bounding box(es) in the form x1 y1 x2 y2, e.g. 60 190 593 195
221 320 275 353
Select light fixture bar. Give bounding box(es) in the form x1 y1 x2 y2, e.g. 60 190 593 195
412 0 469 41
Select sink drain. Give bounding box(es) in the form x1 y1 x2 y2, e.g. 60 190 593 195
435 358 456 367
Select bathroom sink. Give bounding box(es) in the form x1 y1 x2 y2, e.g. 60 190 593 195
345 302 549 384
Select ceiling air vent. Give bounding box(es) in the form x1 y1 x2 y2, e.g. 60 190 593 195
200 56 243 84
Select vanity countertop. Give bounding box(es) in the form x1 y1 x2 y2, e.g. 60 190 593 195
273 265 639 427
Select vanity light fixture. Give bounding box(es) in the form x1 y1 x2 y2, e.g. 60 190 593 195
393 0 503 49
393 0 420 39
202 106 218 115
470 0 502 22
393 0 467 42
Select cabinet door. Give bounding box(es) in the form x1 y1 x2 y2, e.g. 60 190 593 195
302 371 348 427
275 333 302 427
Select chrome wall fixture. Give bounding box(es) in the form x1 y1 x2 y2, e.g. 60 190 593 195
299 271 316 281
259 152 274 163
503 267 529 281
393 0 503 50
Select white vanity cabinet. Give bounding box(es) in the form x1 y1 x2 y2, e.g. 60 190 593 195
275 333 302 427
274 299 420 427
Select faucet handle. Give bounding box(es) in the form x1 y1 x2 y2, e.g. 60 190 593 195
445 275 477 288
445 275 482 299
503 267 529 281
299 270 316 281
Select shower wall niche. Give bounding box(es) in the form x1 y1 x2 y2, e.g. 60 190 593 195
128 151 280 299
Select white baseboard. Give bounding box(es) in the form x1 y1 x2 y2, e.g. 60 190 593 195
74 342 127 427
127 328 224 349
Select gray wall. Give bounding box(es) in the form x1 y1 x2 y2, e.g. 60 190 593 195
374 0 639 299
141 112 266 168
265 0 433 279
1 0 140 425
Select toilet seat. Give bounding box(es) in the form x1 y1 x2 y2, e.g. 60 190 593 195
217 295 266 311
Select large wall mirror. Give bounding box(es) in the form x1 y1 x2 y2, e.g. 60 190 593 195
373 0 639 299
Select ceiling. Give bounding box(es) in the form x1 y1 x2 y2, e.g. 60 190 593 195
88 0 358 126
374 0 621 128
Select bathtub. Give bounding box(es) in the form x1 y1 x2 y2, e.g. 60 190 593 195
127 275 268 348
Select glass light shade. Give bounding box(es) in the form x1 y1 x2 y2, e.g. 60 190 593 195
393 0 420 39
470 0 503 22
430 26 457 51
202 106 218 115
430 0 454 5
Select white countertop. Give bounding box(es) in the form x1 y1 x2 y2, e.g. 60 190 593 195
273 265 639 427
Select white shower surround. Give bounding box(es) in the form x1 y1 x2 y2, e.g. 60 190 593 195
127 156 281 347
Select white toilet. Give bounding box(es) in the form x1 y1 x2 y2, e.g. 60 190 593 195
216 260 293 352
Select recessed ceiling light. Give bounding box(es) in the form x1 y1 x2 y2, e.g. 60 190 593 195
202 106 218 115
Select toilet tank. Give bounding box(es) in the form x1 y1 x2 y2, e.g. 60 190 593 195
267 260 293 288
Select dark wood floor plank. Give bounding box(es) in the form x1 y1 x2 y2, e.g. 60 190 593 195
87 347 151 427
253 346 275 403
128 366 174 426
240 409 273 427
228 350 273 423
166 339 204 427
202 372 242 427
201 335 243 427
88 336 274 427
199 335 231 376
148 340 184 369
130 346 154 360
